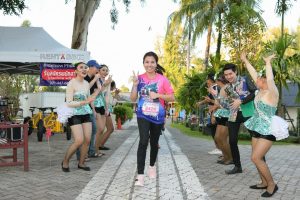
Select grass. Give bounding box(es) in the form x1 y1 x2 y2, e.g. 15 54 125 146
170 123 212 140
170 122 300 146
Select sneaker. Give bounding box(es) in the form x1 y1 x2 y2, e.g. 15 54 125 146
208 148 222 155
147 166 156 179
135 174 144 186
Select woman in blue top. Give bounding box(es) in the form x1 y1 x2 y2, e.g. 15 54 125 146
241 52 279 197
130 51 175 186
62 62 98 172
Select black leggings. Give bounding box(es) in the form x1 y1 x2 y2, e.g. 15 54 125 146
137 117 163 174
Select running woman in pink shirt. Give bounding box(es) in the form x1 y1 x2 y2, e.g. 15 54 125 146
130 51 174 186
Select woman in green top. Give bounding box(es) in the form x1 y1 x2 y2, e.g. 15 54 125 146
98 70 116 151
241 53 279 197
213 76 232 165
93 64 112 157
62 62 98 172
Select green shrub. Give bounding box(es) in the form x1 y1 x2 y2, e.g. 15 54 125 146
113 105 133 124
113 105 127 124
124 106 133 120
281 136 300 144
122 102 133 108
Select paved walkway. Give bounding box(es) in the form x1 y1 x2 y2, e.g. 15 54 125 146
0 117 300 200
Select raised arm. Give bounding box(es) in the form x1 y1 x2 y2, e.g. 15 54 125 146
263 54 278 95
240 52 258 82
89 74 101 88
130 71 139 102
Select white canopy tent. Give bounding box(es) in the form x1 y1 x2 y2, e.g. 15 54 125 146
0 26 90 74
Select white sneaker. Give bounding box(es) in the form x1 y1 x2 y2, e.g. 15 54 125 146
135 174 144 186
147 166 156 179
208 148 222 155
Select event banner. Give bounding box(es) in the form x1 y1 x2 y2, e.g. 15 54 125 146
40 63 75 86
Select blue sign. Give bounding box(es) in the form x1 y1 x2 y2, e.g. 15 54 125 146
39 63 75 86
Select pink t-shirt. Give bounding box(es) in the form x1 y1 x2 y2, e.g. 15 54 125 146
136 73 174 124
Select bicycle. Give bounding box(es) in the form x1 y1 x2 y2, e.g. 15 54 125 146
29 107 69 141
43 107 64 133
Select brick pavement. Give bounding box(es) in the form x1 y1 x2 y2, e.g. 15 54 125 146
167 125 300 200
0 117 299 200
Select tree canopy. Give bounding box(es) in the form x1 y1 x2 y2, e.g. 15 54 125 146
0 0 26 16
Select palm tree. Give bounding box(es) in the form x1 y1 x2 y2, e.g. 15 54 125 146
264 33 300 116
167 0 226 70
275 0 297 38
168 0 263 71
274 0 299 115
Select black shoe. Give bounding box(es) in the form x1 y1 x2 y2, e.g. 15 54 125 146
61 162 70 172
261 185 278 197
217 160 225 164
225 166 242 174
78 164 91 171
249 184 268 189
217 160 234 165
99 146 110 150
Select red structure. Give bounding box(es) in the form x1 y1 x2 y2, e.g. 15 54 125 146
117 117 122 130
0 123 29 171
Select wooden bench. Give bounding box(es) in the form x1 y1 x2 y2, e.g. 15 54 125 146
0 123 29 171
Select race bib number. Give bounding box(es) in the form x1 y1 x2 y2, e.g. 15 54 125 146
142 102 159 117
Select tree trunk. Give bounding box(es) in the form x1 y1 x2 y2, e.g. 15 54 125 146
204 24 212 69
187 15 191 74
204 0 214 69
280 0 285 38
215 11 222 67
71 0 101 50
277 82 285 117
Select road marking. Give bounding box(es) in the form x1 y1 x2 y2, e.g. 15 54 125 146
76 131 139 200
158 131 184 199
76 127 209 200
164 129 209 200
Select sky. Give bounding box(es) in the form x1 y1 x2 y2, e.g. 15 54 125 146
0 0 300 88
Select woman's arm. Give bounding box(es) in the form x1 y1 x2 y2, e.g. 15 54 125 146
105 84 111 113
263 54 278 95
149 76 175 102
89 74 100 88
66 80 92 108
240 52 258 82
91 82 102 98
153 93 175 102
130 71 139 102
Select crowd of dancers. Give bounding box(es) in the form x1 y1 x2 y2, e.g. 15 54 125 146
197 52 288 197
62 60 117 172
61 51 287 198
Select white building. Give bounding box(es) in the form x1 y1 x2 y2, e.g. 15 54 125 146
19 92 65 117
